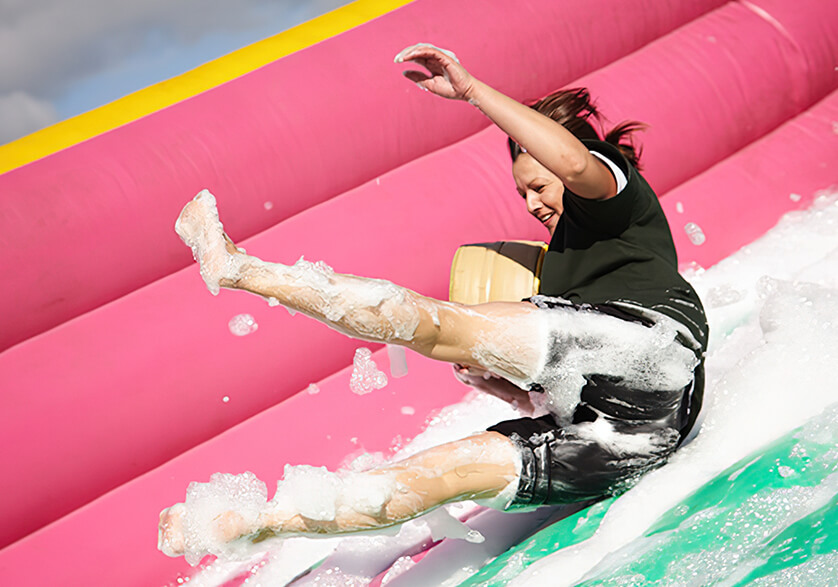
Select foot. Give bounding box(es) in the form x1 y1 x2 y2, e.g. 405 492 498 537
158 503 187 557
175 189 246 295
158 502 254 559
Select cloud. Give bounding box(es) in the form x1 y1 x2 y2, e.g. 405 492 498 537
0 0 347 142
0 91 59 143
0 0 299 98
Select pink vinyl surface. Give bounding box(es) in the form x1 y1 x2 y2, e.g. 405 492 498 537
0 350 469 586
663 89 838 268
0 0 725 352
0 0 836 585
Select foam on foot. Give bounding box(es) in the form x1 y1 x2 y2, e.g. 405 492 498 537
175 189 245 295
160 472 269 566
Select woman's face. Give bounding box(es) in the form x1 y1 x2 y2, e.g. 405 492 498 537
512 153 564 237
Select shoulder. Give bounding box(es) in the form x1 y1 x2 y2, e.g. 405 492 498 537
582 140 631 179
557 140 652 235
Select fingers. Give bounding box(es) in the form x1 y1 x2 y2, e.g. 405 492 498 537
394 43 459 65
402 70 431 85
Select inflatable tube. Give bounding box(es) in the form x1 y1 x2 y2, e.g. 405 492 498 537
663 89 838 269
0 0 726 352
0 0 836 584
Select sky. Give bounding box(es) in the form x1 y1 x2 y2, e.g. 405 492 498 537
0 0 352 145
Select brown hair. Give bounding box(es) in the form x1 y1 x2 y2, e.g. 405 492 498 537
508 88 646 169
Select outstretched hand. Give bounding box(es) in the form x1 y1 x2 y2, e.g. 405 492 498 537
395 43 477 101
452 364 536 415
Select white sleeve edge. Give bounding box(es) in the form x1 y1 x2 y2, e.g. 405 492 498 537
591 150 628 194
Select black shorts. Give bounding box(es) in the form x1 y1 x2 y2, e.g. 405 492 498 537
488 299 705 508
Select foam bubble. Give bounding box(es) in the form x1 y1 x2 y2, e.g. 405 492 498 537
685 222 707 245
350 347 388 395
228 314 258 336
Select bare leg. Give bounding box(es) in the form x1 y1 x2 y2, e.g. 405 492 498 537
176 190 546 383
158 431 520 557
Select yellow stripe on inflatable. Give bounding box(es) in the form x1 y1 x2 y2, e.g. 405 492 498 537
0 0 414 175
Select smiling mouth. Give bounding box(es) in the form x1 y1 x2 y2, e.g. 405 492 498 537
539 212 554 224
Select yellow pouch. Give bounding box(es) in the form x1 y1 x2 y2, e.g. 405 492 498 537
449 241 548 304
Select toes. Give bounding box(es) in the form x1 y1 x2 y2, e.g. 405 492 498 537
158 504 186 556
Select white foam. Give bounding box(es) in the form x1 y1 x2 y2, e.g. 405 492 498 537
387 344 409 378
424 508 485 543
175 190 245 296
511 192 838 586
685 221 707 245
180 194 838 586
178 472 269 566
227 313 258 336
254 256 423 343
380 555 418 585
519 302 698 424
350 347 388 395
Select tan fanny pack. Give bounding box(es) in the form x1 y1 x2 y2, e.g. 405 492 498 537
449 241 548 305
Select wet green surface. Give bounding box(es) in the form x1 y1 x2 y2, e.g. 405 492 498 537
459 407 837 586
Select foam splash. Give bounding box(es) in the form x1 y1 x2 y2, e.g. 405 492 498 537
684 221 706 245
510 192 838 586
180 194 838 586
521 303 699 424
271 464 397 522
350 347 388 395
177 472 269 566
252 256 423 343
227 314 258 336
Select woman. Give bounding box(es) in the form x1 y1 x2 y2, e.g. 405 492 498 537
159 44 707 559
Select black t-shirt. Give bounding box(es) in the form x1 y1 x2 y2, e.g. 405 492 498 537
538 140 708 355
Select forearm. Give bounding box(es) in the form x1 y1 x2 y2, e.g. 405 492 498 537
468 81 590 180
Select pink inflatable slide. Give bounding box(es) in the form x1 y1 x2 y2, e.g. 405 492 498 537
0 0 835 584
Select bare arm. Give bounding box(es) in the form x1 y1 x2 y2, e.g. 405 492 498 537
396 43 616 200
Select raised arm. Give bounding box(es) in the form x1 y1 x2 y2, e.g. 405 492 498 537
396 43 617 200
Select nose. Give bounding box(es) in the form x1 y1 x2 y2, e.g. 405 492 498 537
525 191 542 216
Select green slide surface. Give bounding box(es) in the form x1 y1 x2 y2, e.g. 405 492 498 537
459 405 837 586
